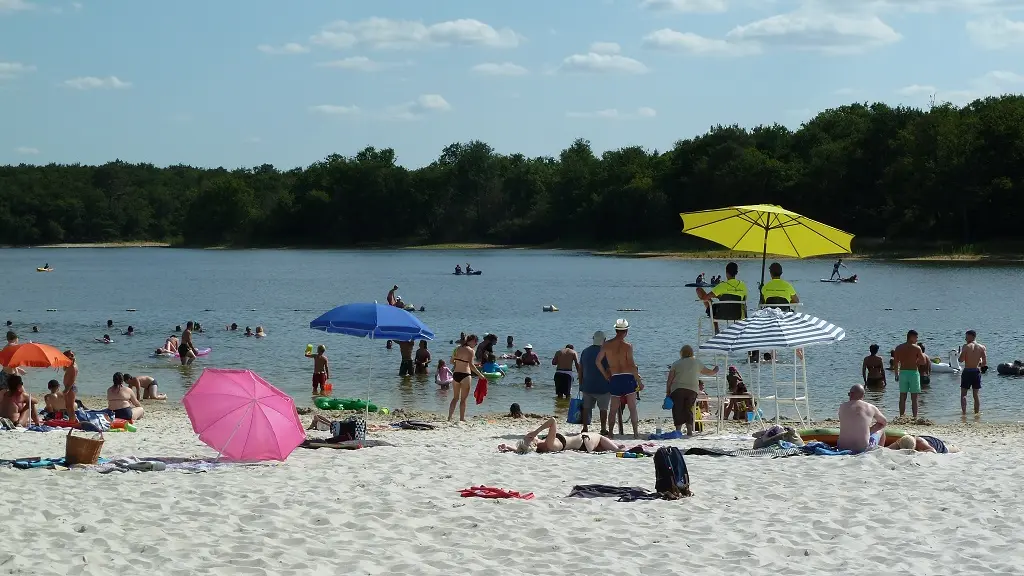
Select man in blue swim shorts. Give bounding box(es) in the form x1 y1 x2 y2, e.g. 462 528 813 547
893 330 925 418
958 330 988 415
596 319 645 440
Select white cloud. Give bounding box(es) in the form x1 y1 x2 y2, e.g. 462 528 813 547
642 28 760 55
639 0 727 13
966 17 1024 49
309 104 361 115
257 43 309 55
470 62 528 76
14 146 39 155
0 61 35 79
0 0 34 13
822 0 1024 13
310 18 520 50
71 2 81 10
896 84 936 96
382 94 451 120
62 76 131 89
589 41 621 54
566 107 657 119
725 11 902 54
559 52 649 74
316 56 405 71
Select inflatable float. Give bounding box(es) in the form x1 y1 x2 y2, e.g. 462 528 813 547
314 397 381 412
820 275 858 283
153 347 211 358
997 361 1024 376
929 350 961 374
94 338 114 344
481 365 509 380
799 427 907 447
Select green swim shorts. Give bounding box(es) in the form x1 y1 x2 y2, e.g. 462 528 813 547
898 370 921 394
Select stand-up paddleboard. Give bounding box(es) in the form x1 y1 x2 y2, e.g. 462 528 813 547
153 347 211 358
820 277 858 284
94 338 114 343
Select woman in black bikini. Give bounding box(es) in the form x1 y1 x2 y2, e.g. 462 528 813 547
449 334 486 422
516 417 623 453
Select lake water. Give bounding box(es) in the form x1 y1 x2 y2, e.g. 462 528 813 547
3 248 1024 424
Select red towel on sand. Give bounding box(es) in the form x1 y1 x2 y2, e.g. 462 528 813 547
459 486 535 500
474 377 488 404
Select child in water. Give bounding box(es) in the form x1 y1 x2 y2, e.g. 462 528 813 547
435 360 453 390
482 354 506 377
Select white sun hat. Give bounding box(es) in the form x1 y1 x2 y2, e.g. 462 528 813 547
614 319 629 331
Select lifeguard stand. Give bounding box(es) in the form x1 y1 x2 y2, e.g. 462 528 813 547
696 295 762 433
753 301 810 427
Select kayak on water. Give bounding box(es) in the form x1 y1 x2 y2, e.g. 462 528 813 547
820 275 858 284
36 267 54 272
453 270 482 276
684 281 719 288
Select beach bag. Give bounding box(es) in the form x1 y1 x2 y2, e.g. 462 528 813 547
654 447 692 498
566 393 588 424
330 418 366 442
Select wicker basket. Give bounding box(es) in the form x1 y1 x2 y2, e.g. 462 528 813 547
65 429 104 465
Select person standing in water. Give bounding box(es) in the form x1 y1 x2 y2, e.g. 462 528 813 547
398 340 415 377
311 345 329 395
552 344 581 400
830 258 847 280
917 343 932 387
596 319 644 439
179 321 197 366
893 330 925 418
958 330 988 416
862 344 886 389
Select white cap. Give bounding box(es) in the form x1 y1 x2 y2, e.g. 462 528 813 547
524 344 533 349
614 319 629 331
593 331 606 345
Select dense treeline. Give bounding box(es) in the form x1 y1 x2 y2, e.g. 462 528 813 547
3 95 1024 248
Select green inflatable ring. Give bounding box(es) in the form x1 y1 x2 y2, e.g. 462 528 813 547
482 372 504 380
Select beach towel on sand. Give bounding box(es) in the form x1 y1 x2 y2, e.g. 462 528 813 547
568 484 661 502
459 486 534 500
474 378 488 404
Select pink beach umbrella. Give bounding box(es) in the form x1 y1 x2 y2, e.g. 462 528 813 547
183 368 305 461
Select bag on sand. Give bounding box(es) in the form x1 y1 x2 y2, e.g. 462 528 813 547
566 394 589 425
330 418 366 442
654 446 692 499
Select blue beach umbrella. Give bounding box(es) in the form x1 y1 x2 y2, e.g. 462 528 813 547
310 302 434 416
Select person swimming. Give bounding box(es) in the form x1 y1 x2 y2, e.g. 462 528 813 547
244 326 253 337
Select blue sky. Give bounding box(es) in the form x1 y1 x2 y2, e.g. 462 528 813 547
2 0 1023 168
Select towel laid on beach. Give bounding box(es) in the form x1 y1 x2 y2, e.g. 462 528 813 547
95 457 264 474
459 486 534 500
684 446 806 459
567 484 662 502
393 420 436 431
8 457 112 469
299 438 394 450
474 378 488 405
648 430 684 440
796 441 854 456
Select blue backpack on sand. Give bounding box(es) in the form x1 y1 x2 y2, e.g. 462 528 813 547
654 446 691 499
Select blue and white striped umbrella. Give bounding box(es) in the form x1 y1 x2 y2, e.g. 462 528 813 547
699 307 845 352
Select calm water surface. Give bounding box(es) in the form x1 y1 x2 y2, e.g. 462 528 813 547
3 248 1024 424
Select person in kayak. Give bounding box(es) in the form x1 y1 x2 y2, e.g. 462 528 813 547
465 263 473 274
830 258 847 280
455 264 462 274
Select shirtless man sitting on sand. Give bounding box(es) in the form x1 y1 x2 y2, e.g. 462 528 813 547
893 330 927 418
837 384 888 453
958 330 988 416
596 319 644 439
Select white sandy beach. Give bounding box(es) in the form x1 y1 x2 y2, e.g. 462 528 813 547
1 403 1020 576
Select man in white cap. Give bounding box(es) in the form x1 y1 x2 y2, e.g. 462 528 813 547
579 331 611 435
596 319 644 439
521 344 539 366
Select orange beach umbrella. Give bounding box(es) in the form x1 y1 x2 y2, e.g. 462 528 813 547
0 342 73 369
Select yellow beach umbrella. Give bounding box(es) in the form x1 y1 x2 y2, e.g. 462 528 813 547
679 204 854 287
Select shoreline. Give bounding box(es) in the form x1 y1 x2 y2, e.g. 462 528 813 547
17 241 1024 262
